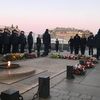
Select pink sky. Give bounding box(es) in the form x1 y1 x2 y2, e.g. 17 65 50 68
0 0 100 34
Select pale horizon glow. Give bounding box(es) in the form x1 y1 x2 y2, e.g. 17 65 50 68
0 0 100 34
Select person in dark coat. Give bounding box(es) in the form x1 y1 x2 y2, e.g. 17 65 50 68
80 34 87 55
42 29 51 56
10 30 19 53
68 36 74 54
2 28 10 54
36 34 41 57
94 29 100 59
0 29 3 54
7 29 11 53
87 32 94 55
55 38 59 52
73 34 81 55
27 31 33 53
19 31 26 53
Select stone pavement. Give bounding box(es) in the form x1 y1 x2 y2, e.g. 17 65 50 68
0 51 100 100
22 54 100 100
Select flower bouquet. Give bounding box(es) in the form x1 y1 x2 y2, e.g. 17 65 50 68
24 53 37 59
73 64 86 75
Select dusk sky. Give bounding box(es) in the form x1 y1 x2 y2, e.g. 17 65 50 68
0 0 100 34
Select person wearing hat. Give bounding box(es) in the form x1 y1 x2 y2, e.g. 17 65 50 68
10 30 19 53
42 29 51 56
27 31 33 53
73 34 81 55
2 28 10 54
19 31 26 53
87 32 95 56
36 34 41 57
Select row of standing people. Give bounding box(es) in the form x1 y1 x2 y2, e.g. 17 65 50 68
0 28 33 54
36 29 51 57
39 28 100 60
1 28 100 59
28 29 51 57
68 29 100 59
0 28 51 57
68 33 94 55
41 28 100 60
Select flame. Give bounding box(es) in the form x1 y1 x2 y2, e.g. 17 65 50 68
8 61 11 67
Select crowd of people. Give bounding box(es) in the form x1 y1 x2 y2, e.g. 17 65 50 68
0 28 33 54
68 29 100 59
0 28 100 59
0 28 51 57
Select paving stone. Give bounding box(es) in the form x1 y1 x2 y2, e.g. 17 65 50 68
0 52 100 100
57 95 70 100
50 91 60 97
79 94 92 99
35 96 58 100
51 88 69 96
69 96 82 100
68 91 80 97
82 98 92 100
92 96 100 100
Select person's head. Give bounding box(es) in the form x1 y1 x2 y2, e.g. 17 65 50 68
90 32 93 36
12 29 17 33
4 28 8 33
38 34 41 38
76 34 79 37
45 29 49 34
29 31 33 35
20 31 24 35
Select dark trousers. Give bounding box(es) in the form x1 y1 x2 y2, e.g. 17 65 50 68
37 46 41 57
0 44 2 54
80 45 86 55
70 46 73 54
12 44 19 53
20 44 25 53
55 45 59 52
44 45 49 56
89 46 93 55
8 44 11 53
3 44 8 54
97 48 100 59
28 44 33 53
74 45 79 55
